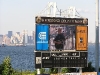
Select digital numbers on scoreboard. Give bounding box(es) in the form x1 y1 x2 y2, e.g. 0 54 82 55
41 52 87 68
51 52 79 57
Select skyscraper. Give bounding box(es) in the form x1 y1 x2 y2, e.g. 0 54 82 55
23 30 28 46
16 32 20 35
28 36 31 44
0 35 3 44
8 31 12 38
25 30 28 44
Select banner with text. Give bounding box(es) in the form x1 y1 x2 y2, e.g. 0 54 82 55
36 24 49 51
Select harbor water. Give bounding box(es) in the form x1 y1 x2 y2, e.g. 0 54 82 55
0 43 100 71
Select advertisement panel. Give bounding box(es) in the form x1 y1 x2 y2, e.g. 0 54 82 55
49 25 75 51
76 26 88 50
36 24 49 51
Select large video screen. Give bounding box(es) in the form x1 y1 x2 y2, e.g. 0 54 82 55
49 25 76 51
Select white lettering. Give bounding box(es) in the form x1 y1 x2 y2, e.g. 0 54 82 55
37 41 48 43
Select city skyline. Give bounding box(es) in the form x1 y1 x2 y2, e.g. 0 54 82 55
0 30 34 46
0 0 100 43
0 30 34 36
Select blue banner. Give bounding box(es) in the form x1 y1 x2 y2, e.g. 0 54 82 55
36 24 49 51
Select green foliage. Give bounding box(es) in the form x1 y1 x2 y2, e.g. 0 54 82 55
82 62 95 72
32 68 46 75
0 56 15 75
33 69 37 75
61 68 69 73
40 68 45 74
49 68 58 74
21 70 31 75
1 56 99 75
68 68 77 72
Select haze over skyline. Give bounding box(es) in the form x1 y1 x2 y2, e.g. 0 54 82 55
0 0 100 42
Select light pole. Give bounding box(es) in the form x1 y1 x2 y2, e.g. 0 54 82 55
95 0 99 74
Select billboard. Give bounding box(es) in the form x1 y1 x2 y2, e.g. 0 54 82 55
36 24 49 51
76 26 88 50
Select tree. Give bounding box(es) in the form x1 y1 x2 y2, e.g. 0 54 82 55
82 62 95 72
0 56 15 75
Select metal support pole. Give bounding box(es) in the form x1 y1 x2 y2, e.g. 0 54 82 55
58 68 61 75
79 68 82 73
53 2 56 17
37 69 41 74
95 0 99 74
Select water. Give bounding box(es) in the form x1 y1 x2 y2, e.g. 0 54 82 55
0 44 100 71
0 46 35 71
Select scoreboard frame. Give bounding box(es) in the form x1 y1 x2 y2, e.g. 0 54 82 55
35 16 88 68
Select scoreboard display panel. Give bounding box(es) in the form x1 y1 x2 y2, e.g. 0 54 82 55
35 52 87 68
49 25 76 51
35 16 88 68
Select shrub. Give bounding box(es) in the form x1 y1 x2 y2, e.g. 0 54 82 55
82 62 95 72
61 68 69 73
49 68 58 74
0 56 15 75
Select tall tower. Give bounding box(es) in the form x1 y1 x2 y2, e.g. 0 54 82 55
23 30 25 46
23 30 28 46
0 35 3 45
31 31 34 45
25 30 28 45
8 31 13 38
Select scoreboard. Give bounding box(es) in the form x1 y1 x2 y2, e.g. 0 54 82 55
35 52 87 68
35 16 88 69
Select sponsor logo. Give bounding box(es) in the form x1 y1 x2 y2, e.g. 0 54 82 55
37 32 48 43
38 32 46 40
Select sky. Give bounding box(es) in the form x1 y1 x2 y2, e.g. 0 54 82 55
0 0 100 42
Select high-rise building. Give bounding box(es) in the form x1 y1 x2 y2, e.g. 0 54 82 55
0 35 3 37
0 35 3 44
25 30 28 44
8 31 13 38
16 32 20 35
30 31 34 44
23 30 28 45
28 36 32 44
